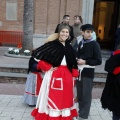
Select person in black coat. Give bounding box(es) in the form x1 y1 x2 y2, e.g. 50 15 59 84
101 46 120 120
114 24 120 50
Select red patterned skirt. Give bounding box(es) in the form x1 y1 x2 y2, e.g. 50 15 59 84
31 66 78 120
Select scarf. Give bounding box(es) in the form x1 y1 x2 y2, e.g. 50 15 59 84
80 37 95 48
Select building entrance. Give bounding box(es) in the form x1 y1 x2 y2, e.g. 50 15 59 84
93 0 119 50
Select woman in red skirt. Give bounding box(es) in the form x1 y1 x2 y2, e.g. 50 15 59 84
31 24 79 120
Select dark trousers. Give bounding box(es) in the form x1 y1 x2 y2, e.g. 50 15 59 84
113 113 120 120
76 77 93 119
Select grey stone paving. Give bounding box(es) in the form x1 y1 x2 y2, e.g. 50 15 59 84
0 95 112 120
0 83 104 99
0 95 33 120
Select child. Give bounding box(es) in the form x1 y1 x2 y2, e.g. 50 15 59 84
101 46 120 120
74 24 102 119
23 53 42 107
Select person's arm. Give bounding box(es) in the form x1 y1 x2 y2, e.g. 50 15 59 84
105 53 120 73
70 26 74 40
55 24 59 33
72 68 79 77
115 29 119 39
113 66 120 75
68 26 74 43
73 39 78 50
77 59 86 65
70 46 79 77
37 60 52 72
85 42 102 66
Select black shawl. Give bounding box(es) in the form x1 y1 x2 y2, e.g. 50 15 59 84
33 39 78 72
101 50 120 116
27 56 40 73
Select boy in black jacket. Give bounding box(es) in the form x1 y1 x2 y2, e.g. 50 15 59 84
75 24 102 120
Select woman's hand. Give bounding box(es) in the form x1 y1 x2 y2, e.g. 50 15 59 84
50 67 58 71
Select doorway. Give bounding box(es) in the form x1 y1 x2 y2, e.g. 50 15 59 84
93 0 118 50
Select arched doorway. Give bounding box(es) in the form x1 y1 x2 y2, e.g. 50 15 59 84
93 0 120 50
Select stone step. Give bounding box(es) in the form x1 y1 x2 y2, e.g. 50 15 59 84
0 72 27 83
0 66 108 77
0 70 107 85
0 66 28 74
94 77 106 83
93 78 106 87
94 72 107 78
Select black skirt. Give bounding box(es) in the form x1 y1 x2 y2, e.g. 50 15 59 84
101 73 120 117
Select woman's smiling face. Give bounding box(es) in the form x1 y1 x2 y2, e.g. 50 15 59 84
58 28 69 43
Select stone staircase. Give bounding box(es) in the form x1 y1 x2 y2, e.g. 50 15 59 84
0 47 28 83
93 50 111 86
0 66 28 83
0 63 108 85
94 72 107 87
0 47 110 85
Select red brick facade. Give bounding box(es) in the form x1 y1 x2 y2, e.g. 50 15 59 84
0 0 24 31
0 0 82 35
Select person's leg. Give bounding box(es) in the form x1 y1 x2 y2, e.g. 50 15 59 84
113 112 120 120
76 78 83 110
76 77 93 119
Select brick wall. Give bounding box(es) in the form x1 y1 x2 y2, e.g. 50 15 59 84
0 0 82 34
34 0 83 34
0 0 24 31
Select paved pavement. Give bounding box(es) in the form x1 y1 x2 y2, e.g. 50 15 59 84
0 83 104 99
0 36 113 120
0 95 112 120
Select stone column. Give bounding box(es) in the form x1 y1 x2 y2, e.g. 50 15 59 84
81 0 94 24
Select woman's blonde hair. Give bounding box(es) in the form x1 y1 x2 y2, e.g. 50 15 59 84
45 33 59 43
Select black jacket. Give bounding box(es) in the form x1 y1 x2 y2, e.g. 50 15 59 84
75 40 102 78
27 56 40 73
33 39 78 72
114 28 120 50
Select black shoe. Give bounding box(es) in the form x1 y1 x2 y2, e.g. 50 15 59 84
29 105 36 107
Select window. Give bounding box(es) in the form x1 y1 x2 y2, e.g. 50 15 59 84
6 0 17 21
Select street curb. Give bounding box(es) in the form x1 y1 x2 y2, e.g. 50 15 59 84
4 52 31 59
